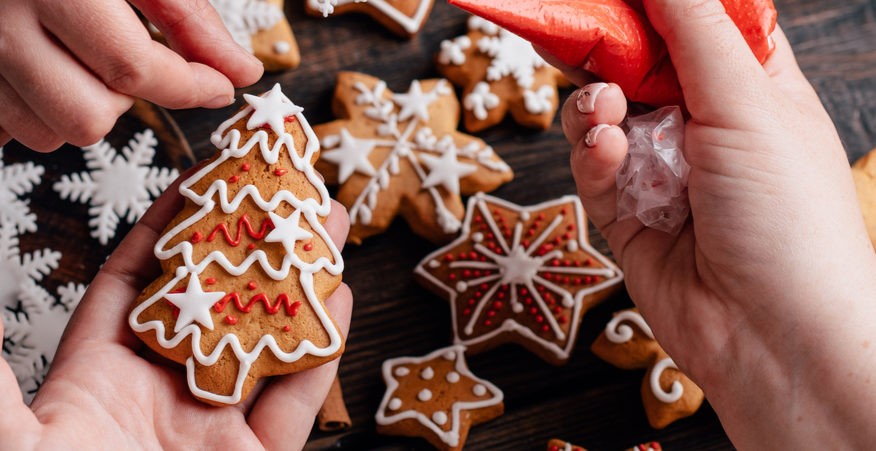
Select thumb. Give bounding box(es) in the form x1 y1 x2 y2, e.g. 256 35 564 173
643 0 775 127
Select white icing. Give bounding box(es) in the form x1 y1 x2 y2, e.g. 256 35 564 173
472 384 486 396
432 411 448 425
417 388 432 402
209 0 284 53
128 84 344 405
420 367 434 380
522 86 555 114
395 366 410 377
307 0 431 34
467 16 500 36
418 146 477 195
264 209 313 255
413 193 624 361
319 128 377 183
243 84 303 136
650 357 684 403
455 281 468 292
472 232 484 243
388 398 402 410
0 148 44 234
446 371 460 383
273 41 290 54
428 259 441 268
566 240 579 252
164 275 226 333
438 36 471 66
475 24 546 89
605 310 654 344
463 82 500 120
376 345 504 447
519 211 530 221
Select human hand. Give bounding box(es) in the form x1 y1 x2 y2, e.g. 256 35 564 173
0 0 264 152
0 169 352 450
548 0 876 446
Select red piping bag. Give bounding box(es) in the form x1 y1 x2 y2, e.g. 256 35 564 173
448 0 777 107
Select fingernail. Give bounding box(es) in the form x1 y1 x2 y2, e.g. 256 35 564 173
577 82 609 114
584 124 610 148
205 95 234 109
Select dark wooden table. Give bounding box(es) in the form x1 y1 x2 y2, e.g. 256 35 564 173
4 0 875 449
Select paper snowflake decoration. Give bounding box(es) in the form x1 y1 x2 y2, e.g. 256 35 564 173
53 128 179 245
0 147 45 234
415 193 624 365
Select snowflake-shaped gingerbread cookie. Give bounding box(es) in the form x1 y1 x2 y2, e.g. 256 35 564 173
547 439 663 451
209 0 299 70
53 128 179 245
436 16 568 132
0 147 45 234
314 72 513 244
376 345 504 451
591 308 704 429
305 0 434 37
415 193 623 365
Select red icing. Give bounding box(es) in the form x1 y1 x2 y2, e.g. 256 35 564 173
241 163 251 171
214 292 302 316
274 168 287 176
303 243 313 251
549 446 559 451
207 213 274 247
225 315 238 325
205 278 217 285
247 281 258 290
247 243 255 250
283 325 292 332
229 175 239 183
191 231 203 243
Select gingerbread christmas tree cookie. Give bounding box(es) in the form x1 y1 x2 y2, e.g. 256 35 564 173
591 309 704 428
436 16 568 132
547 439 587 451
376 345 504 451
306 0 434 37
129 84 344 406
313 72 513 244
415 193 623 365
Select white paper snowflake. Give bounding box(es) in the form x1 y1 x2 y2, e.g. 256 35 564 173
53 129 179 245
0 147 45 234
210 0 284 53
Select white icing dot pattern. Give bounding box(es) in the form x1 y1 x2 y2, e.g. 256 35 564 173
418 388 432 402
420 367 434 380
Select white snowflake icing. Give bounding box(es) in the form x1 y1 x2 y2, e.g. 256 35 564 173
463 82 500 120
523 86 556 114
0 147 45 234
53 129 179 245
438 36 471 66
320 79 510 234
209 0 284 53
477 27 546 89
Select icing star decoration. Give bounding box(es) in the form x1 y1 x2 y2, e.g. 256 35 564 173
415 193 624 365
165 274 227 333
436 16 569 132
244 84 304 136
376 345 504 451
590 308 704 429
264 210 313 255
305 0 435 38
313 72 513 244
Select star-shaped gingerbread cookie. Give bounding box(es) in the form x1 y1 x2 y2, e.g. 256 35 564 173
436 16 569 132
376 345 504 451
305 0 434 37
313 72 513 244
415 193 624 365
591 309 704 429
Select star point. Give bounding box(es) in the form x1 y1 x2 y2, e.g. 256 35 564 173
418 148 477 195
165 275 226 333
264 210 314 255
244 84 303 136
320 128 377 183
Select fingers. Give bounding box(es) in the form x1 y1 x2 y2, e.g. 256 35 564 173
326 200 351 253
562 83 627 145
763 26 821 105
247 283 354 450
571 125 629 230
642 0 774 127
0 77 64 152
130 0 263 88
38 0 235 111
533 44 598 87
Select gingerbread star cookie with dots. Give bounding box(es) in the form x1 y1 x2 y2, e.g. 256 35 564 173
547 439 587 451
415 193 624 365
313 72 513 244
376 345 504 451
436 16 569 132
305 0 435 37
129 84 345 406
591 309 704 428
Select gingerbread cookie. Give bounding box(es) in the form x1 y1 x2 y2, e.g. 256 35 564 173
376 345 504 451
547 439 586 451
129 84 344 405
627 443 663 451
852 147 876 249
415 193 624 365
306 0 434 37
313 72 513 244
436 16 568 132
591 309 703 428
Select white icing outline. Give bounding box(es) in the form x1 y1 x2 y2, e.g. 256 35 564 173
605 309 653 344
650 357 684 403
129 84 344 405
375 345 503 447
307 0 432 34
414 193 624 361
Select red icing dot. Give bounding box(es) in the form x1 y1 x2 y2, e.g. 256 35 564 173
449 274 457 280
462 269 471 277
529 307 538 315
229 175 239 183
574 277 582 285
484 270 491 275
526 229 535 237
486 233 494 239
537 213 545 220
551 259 560 267
561 208 568 214
283 325 292 332
247 281 258 290
474 291 482 297
458 252 467 260
247 243 255 250
444 253 454 261
525 297 533 305
651 443 661 450
521 240 529 247
205 278 217 285
475 216 483 223
468 251 477 260
480 283 489 290
284 115 296 123
274 168 287 176
484 319 492 326
550 446 559 451
191 231 203 243
473 270 481 277
567 224 575 231
463 308 472 315
467 298 476 306
497 292 505 300
241 163 251 171
554 306 562 314
584 276 593 284
559 315 567 323
544 273 553 280
225 315 238 325
487 310 496 318
520 288 528 295
493 301 503 309
542 324 550 332
585 258 593 266
303 243 314 251
535 315 544 323
532 221 541 229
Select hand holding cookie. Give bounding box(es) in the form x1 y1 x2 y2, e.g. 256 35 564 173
0 0 263 151
553 0 876 447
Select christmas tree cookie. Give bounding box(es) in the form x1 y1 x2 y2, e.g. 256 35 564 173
129 84 344 406
314 72 513 244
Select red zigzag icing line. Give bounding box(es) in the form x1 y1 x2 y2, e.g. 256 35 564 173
213 292 302 316
206 213 275 246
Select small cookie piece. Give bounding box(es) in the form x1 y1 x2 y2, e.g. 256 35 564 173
129 84 345 405
415 193 624 365
376 345 504 451
852 147 876 248
591 309 704 428
306 0 435 37
547 438 587 451
314 72 513 244
436 16 568 132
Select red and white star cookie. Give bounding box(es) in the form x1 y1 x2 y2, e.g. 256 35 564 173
376 345 504 451
415 193 623 365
